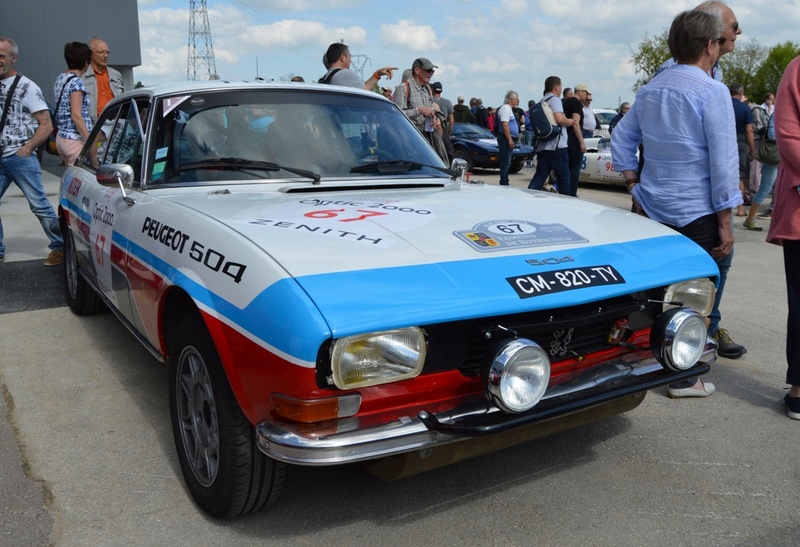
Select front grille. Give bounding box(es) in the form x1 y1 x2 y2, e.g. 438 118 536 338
422 291 658 376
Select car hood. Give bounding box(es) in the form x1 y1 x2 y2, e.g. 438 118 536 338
161 181 717 336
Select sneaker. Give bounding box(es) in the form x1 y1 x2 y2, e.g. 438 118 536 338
44 250 64 267
743 218 763 231
784 393 800 420
668 380 716 398
712 328 747 359
758 212 772 219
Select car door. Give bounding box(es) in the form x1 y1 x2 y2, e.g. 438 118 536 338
77 97 150 326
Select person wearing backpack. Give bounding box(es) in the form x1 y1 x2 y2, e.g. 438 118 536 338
496 90 520 186
527 76 575 195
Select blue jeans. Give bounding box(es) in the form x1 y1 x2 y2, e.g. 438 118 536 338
528 148 570 195
0 153 63 256
497 136 513 186
753 163 777 205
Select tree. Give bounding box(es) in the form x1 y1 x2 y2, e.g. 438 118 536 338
719 39 768 91
134 81 145 89
751 42 800 101
629 30 669 90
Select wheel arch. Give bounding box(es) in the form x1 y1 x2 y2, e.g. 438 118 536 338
160 286 260 424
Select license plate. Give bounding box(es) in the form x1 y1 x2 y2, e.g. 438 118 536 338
507 265 625 299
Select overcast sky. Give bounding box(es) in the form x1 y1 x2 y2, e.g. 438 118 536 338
136 0 799 109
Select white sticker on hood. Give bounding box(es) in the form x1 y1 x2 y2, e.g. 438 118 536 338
454 220 588 252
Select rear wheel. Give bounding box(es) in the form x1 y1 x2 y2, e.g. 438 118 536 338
509 162 524 174
168 312 287 517
63 227 105 314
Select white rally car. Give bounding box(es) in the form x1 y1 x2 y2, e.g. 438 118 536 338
581 137 626 185
59 81 718 518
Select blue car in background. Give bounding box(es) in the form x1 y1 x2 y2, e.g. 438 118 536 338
451 122 533 173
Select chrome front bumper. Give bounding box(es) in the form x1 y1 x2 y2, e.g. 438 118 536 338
255 339 717 466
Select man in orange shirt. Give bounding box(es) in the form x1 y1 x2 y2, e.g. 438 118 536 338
81 36 125 122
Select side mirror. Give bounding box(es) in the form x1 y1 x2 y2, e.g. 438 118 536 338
97 163 136 205
450 158 469 182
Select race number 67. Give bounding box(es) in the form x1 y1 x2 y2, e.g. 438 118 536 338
303 209 389 222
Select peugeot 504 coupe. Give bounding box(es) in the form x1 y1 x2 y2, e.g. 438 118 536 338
59 81 718 517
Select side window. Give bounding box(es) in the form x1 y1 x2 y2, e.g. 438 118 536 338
79 104 121 170
80 99 149 183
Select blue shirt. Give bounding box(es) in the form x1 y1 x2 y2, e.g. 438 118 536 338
610 64 741 227
730 97 753 134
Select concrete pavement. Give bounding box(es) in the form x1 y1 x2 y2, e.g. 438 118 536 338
1 164 798 545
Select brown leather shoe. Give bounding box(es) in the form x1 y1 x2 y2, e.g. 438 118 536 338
44 250 64 267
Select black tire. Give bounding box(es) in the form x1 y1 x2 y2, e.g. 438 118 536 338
63 228 105 315
453 147 473 171
509 162 524 174
168 312 287 518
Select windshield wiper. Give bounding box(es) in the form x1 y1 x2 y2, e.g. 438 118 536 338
177 157 321 184
350 159 455 176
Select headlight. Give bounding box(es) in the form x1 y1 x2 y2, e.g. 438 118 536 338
331 328 426 389
486 339 551 413
651 308 708 371
663 278 716 317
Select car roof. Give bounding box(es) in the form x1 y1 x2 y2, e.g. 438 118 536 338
113 80 386 101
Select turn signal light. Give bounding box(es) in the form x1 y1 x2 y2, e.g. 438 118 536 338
271 393 361 423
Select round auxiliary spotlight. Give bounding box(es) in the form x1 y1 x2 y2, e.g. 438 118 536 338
485 338 551 413
651 308 708 371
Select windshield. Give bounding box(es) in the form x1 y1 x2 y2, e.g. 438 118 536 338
595 111 617 125
148 89 447 185
453 123 494 139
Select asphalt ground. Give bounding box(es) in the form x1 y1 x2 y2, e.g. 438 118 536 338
1 159 798 546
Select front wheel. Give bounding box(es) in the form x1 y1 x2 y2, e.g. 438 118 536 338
168 312 287 517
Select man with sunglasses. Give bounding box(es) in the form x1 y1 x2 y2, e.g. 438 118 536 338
653 1 742 81
393 58 447 162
